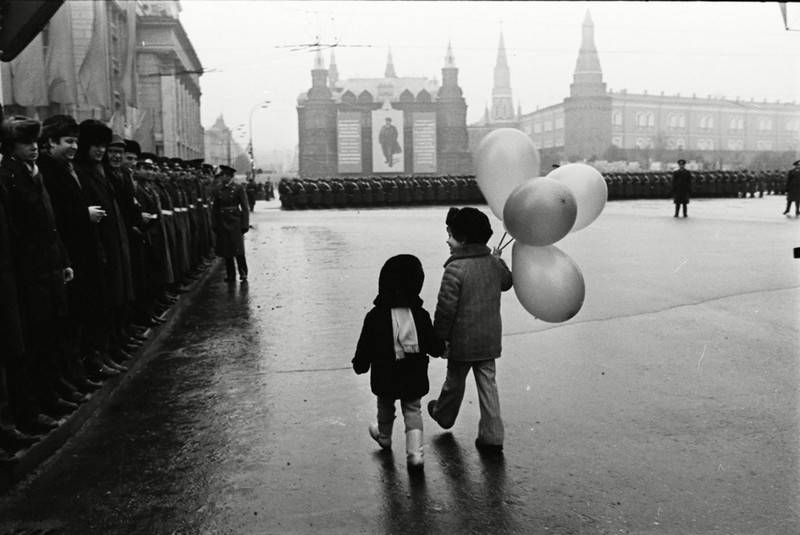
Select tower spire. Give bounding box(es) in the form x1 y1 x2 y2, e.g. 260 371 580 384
570 10 606 97
328 49 339 86
491 31 514 122
444 40 456 68
385 48 397 78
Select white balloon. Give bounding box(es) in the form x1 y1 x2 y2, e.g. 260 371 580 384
547 163 608 232
475 128 541 220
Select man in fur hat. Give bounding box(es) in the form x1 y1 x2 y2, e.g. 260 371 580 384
0 115 78 433
38 114 105 397
74 120 133 379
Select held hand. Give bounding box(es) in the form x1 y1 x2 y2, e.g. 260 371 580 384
492 246 503 257
88 206 106 223
63 267 74 282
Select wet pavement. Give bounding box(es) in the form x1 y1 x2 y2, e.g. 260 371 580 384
0 196 798 534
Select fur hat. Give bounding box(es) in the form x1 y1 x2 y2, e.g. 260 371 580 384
124 139 141 156
41 114 79 141
78 119 113 147
1 115 41 146
374 254 424 308
446 207 493 244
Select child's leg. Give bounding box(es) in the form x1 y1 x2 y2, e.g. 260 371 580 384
376 396 396 438
430 360 471 428
401 398 424 468
472 359 505 446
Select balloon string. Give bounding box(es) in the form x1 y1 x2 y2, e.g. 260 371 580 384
497 231 508 250
499 237 515 252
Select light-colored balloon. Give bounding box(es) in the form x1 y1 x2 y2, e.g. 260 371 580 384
475 128 541 220
546 163 608 232
503 177 577 246
511 243 585 323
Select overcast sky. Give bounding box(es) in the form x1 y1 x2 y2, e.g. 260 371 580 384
179 1 800 159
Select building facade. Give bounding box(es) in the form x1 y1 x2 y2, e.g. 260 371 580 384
296 44 472 178
0 0 203 159
472 12 800 171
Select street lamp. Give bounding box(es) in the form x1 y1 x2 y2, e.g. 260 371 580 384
249 101 270 178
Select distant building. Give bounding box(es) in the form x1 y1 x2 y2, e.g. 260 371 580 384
471 12 800 171
204 114 248 169
0 0 203 159
296 44 472 178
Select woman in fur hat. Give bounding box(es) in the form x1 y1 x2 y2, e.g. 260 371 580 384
0 115 78 432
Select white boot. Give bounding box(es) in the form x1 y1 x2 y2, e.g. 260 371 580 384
405 429 424 469
369 423 392 450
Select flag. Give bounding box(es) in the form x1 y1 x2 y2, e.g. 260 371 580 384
119 0 137 108
8 34 47 106
77 0 110 109
45 3 78 105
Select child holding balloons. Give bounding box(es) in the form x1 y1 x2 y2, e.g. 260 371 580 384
428 207 513 454
352 254 445 469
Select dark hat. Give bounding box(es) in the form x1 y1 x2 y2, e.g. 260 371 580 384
793 160 800 165
677 159 686 165
108 133 126 148
169 157 184 169
124 139 141 156
446 207 493 244
216 164 236 177
139 152 157 165
41 114 79 141
78 119 113 147
185 158 204 169
374 254 424 308
1 115 41 145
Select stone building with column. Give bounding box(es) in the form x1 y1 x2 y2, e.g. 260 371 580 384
0 0 203 160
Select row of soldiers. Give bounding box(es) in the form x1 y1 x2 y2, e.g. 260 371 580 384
0 112 220 461
278 169 791 210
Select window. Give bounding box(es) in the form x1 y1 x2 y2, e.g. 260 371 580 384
543 120 552 132
675 138 685 149
555 117 564 129
611 136 622 147
668 114 677 128
757 139 773 150
758 118 773 130
697 139 706 150
699 115 714 129
636 137 652 149
729 116 743 130
785 119 799 131
636 112 654 128
727 139 743 150
533 123 541 134
612 111 622 126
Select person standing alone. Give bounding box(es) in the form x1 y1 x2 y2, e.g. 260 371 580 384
211 165 249 282
672 159 692 218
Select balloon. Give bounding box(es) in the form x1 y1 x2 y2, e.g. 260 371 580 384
502 177 577 246
511 243 585 323
546 163 608 232
475 128 541 220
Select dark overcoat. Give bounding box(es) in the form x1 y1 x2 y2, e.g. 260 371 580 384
212 181 249 257
786 168 800 203
39 153 105 312
0 183 24 362
672 168 692 204
135 178 173 286
0 157 69 323
353 306 443 400
74 160 134 308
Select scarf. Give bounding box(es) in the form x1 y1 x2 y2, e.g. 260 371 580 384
391 307 419 361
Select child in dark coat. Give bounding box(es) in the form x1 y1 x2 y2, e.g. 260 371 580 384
353 254 444 469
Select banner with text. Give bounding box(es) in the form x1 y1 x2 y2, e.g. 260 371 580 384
412 113 437 173
337 112 362 173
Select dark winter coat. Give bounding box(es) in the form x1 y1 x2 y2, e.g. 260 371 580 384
353 306 443 400
74 159 134 308
434 244 512 361
39 153 105 312
786 167 800 203
0 157 70 323
212 180 249 258
672 168 692 204
135 178 173 286
0 183 23 362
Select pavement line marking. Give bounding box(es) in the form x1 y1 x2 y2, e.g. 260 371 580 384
697 344 707 371
673 260 687 273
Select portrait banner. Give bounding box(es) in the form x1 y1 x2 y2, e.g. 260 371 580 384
372 108 404 173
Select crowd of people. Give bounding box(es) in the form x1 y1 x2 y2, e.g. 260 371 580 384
277 167 795 210
0 111 226 461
